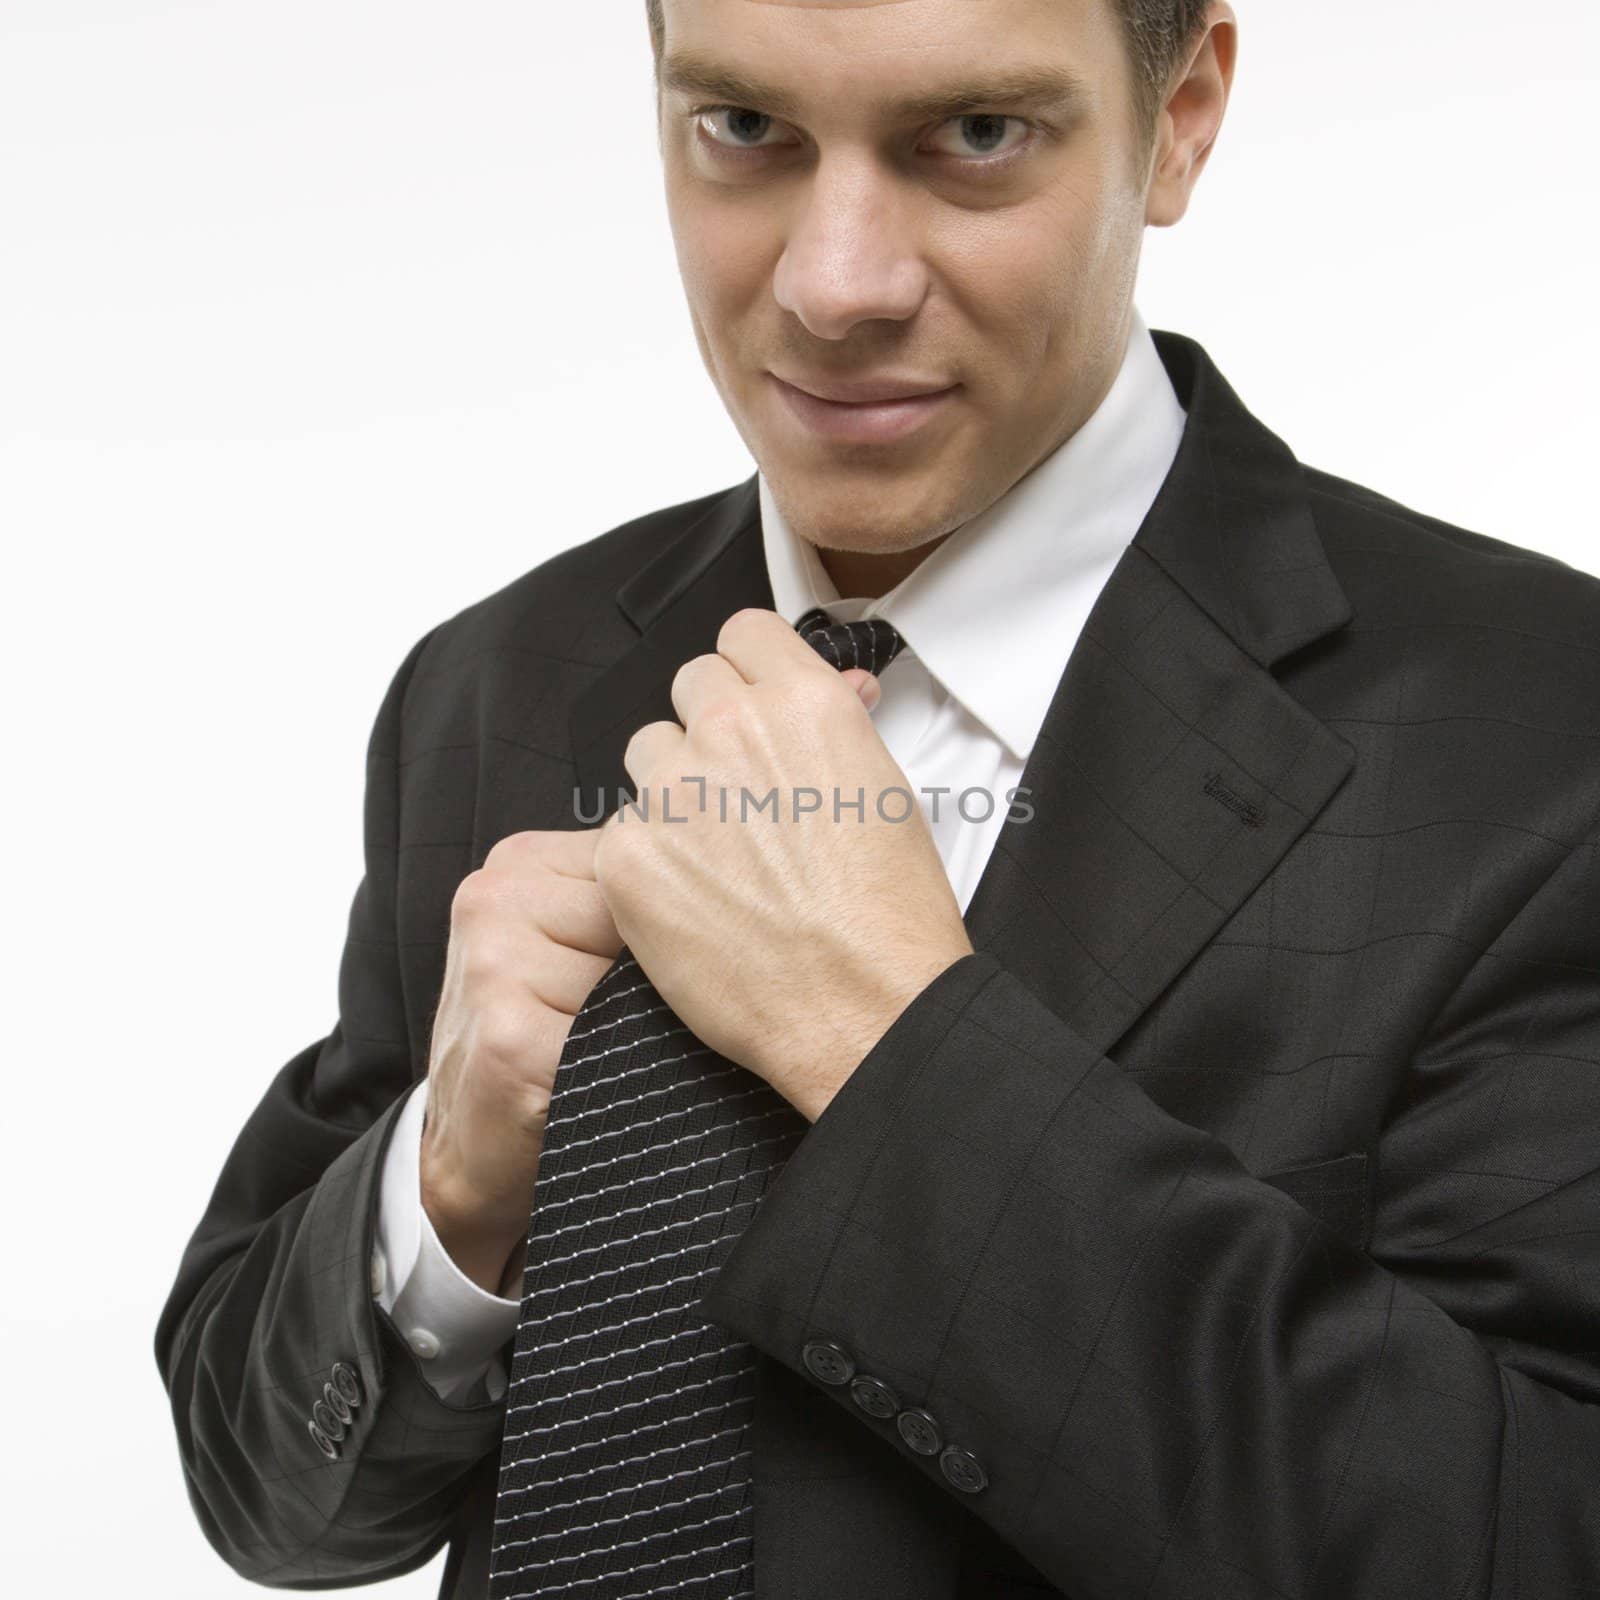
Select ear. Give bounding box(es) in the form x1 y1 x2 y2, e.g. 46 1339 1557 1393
1145 2 1238 228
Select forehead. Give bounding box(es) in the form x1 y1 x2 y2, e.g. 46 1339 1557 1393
660 0 1118 116
662 0 1108 51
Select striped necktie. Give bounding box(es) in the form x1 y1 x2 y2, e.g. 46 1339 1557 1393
488 606 909 1599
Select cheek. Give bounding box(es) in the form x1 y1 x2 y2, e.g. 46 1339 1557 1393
940 203 1101 374
982 169 1141 368
670 200 769 322
1084 179 1145 299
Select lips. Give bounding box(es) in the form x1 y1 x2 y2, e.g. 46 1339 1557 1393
774 372 956 404
769 374 959 445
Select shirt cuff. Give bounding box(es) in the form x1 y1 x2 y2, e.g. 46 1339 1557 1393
373 1077 522 1405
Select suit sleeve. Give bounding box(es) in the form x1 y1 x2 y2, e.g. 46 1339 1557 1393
153 625 512 1589
698 807 1600 1599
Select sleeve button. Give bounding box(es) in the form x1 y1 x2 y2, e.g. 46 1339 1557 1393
939 1445 988 1494
308 1419 340 1460
896 1408 942 1456
312 1400 346 1443
801 1339 855 1387
849 1375 900 1419
322 1382 352 1426
331 1361 364 1409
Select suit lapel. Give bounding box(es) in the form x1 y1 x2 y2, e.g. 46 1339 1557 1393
573 331 1356 1062
962 532 1356 1059
961 332 1358 1055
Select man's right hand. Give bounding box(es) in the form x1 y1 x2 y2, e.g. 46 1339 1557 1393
419 827 622 1298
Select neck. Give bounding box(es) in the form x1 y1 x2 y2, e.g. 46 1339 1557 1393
817 533 954 600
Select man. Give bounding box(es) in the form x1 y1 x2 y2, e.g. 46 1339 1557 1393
155 1 1600 1596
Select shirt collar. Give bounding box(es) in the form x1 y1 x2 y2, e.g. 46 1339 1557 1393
760 304 1189 760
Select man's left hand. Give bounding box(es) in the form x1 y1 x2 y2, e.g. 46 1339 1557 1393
596 606 975 1121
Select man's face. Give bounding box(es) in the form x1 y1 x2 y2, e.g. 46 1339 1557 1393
657 0 1159 561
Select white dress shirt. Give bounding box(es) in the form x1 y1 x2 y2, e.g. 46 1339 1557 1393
371 305 1189 1405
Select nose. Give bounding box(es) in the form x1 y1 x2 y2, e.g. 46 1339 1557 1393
773 155 929 340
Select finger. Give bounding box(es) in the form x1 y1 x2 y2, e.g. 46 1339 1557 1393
486 826 603 881
527 875 624 959
838 667 881 709
716 606 837 686
670 651 746 730
621 718 686 791
528 938 622 1015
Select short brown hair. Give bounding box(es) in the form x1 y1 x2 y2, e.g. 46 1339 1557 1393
642 0 1213 171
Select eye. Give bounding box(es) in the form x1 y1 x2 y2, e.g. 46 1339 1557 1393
695 106 793 152
925 114 1032 163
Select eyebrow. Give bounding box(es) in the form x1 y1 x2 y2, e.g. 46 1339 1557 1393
657 50 1091 123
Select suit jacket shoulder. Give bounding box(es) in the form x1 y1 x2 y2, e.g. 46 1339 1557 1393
393 482 737 801
1303 460 1600 661
1290 462 1600 834
409 482 735 723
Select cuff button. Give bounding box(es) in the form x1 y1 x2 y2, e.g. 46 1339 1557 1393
312 1400 346 1443
939 1445 988 1494
896 1408 942 1456
331 1361 364 1409
801 1339 855 1387
322 1382 352 1426
849 1375 900 1419
308 1419 340 1461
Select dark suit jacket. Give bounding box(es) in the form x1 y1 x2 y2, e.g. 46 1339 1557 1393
155 330 1600 1598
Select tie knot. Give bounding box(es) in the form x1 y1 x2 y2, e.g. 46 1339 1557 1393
795 606 908 678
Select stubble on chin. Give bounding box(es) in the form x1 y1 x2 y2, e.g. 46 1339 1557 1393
770 470 978 560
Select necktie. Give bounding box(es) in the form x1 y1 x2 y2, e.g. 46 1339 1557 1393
488 607 909 1599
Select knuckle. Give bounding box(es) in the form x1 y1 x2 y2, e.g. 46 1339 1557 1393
785 673 842 718
482 834 520 871
452 864 521 927
695 696 746 744
485 829 558 870
670 655 707 702
458 930 508 988
622 720 666 768
716 607 760 652
450 868 490 921
475 998 532 1067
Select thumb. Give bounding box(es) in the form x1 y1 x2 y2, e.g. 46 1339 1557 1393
839 668 881 711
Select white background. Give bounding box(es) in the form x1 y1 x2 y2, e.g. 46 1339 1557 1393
3 2 1595 1594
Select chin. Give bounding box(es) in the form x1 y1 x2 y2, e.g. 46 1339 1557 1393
769 465 964 550
789 499 937 554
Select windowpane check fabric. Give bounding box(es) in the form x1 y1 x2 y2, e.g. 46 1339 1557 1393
487 607 909 1599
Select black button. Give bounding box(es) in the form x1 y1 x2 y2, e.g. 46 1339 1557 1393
308 1419 339 1460
331 1361 364 1409
939 1444 988 1494
312 1400 346 1443
322 1382 352 1426
896 1407 942 1456
849 1375 900 1419
801 1339 855 1387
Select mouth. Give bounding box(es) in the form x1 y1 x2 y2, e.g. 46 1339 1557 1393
768 374 960 445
